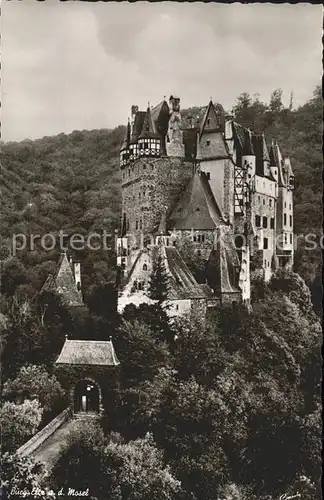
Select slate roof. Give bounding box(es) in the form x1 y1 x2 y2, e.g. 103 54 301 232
207 226 241 295
199 100 221 138
56 339 120 366
121 120 131 150
124 244 214 301
139 107 160 139
232 122 254 155
131 111 146 142
251 134 271 176
163 245 213 300
168 171 225 230
41 253 83 307
183 128 198 161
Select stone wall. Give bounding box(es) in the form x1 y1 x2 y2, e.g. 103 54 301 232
122 157 193 246
17 407 72 458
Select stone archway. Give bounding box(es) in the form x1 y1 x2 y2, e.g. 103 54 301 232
73 379 100 414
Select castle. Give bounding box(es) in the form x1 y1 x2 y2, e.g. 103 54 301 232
116 96 294 317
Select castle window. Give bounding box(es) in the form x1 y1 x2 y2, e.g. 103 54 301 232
284 202 287 208
136 220 138 230
193 235 197 242
289 203 291 210
197 250 202 257
206 140 211 146
201 234 205 243
290 233 293 244
196 207 200 212
128 169 131 177
262 198 265 205
284 213 287 226
270 218 275 229
143 264 147 271
207 118 210 126
175 304 179 311
140 219 143 230
289 215 292 227
262 216 267 229
255 215 261 227
263 237 268 250
258 196 260 202
269 199 272 207
284 233 288 244
143 164 146 169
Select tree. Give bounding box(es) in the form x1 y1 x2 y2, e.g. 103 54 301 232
148 254 169 304
51 422 182 500
0 399 43 452
269 88 284 114
114 319 170 385
171 314 225 386
1 452 52 500
3 365 66 420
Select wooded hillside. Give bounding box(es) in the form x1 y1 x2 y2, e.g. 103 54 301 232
0 85 322 302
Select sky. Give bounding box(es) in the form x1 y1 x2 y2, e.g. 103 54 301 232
1 1 322 142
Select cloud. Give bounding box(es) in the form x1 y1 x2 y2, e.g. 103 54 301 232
1 1 322 142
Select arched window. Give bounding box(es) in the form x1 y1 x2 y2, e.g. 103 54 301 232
143 264 148 271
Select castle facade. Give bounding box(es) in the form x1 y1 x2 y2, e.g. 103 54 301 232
116 96 294 316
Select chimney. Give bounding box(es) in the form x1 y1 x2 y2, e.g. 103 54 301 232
73 262 82 292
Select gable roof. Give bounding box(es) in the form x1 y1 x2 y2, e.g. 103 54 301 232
199 101 221 138
41 253 83 307
55 339 120 366
168 171 225 230
123 244 214 302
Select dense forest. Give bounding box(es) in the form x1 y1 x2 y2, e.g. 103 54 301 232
0 85 322 499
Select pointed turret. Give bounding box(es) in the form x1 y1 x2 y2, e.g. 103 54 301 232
121 119 131 150
120 119 131 167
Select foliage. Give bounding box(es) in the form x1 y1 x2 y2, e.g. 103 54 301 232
114 319 170 385
3 365 67 417
50 421 182 500
0 452 51 500
0 399 43 452
148 253 170 304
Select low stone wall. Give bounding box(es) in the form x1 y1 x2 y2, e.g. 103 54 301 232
16 407 72 458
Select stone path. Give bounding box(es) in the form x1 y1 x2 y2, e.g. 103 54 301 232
31 419 81 470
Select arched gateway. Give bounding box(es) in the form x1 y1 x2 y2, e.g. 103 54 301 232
74 379 100 413
55 338 120 415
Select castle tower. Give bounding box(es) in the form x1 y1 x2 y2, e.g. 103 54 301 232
197 101 233 224
166 95 185 158
276 152 294 269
